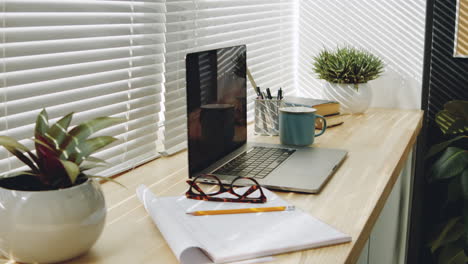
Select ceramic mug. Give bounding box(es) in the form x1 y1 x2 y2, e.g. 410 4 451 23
279 107 326 146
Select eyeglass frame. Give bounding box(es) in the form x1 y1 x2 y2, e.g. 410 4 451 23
185 174 267 203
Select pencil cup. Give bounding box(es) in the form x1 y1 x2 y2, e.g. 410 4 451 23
254 99 282 136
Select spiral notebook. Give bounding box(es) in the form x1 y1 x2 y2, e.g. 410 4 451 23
137 185 351 264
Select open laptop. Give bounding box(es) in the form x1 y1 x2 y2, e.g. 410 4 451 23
185 45 347 193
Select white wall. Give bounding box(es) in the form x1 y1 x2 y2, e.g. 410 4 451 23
296 0 426 109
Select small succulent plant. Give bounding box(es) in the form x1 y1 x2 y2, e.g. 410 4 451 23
0 109 124 191
313 47 384 90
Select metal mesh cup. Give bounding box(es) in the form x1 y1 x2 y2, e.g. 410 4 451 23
254 99 282 136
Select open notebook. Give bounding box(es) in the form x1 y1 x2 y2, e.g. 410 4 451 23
137 185 351 264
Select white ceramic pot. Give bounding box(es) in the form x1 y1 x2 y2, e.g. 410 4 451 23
322 82 372 114
0 179 106 263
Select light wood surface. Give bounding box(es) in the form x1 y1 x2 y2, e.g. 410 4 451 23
50 108 422 264
456 0 468 56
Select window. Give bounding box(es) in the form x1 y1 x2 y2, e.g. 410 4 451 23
0 0 165 176
161 0 296 155
1 0 297 176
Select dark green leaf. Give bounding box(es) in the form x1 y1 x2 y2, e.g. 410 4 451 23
436 110 468 135
2 171 40 178
461 169 468 200
445 101 468 119
426 136 468 160
46 112 74 148
430 217 462 253
60 117 124 159
448 176 463 202
85 156 108 164
438 241 468 264
35 109 49 138
0 136 39 172
79 163 106 171
462 203 468 256
59 160 80 184
429 147 468 181
70 136 118 164
86 175 126 189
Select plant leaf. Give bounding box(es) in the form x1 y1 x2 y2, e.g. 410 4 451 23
59 160 80 184
462 202 468 256
448 176 463 202
2 171 40 178
70 136 118 164
445 100 468 119
85 156 108 164
436 107 468 135
35 109 49 138
46 112 74 149
438 240 468 264
426 136 468 160
0 136 39 172
36 144 69 187
430 217 462 253
429 147 468 181
87 175 127 189
60 117 124 159
79 163 106 171
461 169 468 200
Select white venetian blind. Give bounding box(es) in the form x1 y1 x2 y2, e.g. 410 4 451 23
0 0 166 176
161 0 296 155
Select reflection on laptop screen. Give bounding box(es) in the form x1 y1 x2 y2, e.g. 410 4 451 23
186 45 247 176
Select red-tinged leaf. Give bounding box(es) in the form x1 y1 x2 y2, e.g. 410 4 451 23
36 143 70 187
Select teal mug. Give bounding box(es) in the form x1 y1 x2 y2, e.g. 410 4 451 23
279 107 326 146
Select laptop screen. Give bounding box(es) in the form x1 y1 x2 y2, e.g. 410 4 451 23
186 45 247 176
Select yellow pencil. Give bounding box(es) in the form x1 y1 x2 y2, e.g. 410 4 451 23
186 205 295 216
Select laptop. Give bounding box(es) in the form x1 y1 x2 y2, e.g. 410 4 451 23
185 45 347 193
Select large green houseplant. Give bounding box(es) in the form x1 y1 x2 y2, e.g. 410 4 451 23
312 47 384 114
0 109 123 264
426 100 468 264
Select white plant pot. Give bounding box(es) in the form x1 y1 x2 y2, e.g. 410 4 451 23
322 82 372 114
0 179 106 263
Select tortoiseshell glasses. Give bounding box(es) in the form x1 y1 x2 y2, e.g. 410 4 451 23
185 174 267 203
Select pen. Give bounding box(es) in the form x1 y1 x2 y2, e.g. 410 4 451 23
186 206 295 216
266 88 272 100
277 87 283 100
255 86 264 99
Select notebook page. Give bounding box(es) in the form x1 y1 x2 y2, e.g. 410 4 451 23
155 188 351 263
138 185 275 264
137 186 210 263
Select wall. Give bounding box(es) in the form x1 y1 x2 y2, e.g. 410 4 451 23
296 0 427 109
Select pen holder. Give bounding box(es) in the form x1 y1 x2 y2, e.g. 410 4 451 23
254 99 283 136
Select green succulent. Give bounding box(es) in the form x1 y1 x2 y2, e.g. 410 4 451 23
312 47 384 90
0 109 124 190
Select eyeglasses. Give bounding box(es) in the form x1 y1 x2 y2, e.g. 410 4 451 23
185 174 267 203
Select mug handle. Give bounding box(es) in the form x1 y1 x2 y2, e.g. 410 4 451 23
315 115 327 137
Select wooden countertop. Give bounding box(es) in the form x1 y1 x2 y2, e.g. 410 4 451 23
66 108 423 264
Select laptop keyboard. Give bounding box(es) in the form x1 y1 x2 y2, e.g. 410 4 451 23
213 147 296 179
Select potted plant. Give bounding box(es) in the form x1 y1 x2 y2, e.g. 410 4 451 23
313 47 384 114
0 109 123 264
426 101 468 264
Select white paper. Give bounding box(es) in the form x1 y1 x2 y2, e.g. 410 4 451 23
137 185 351 264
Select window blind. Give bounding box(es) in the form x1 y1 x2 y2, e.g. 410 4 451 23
161 0 296 155
0 0 165 176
